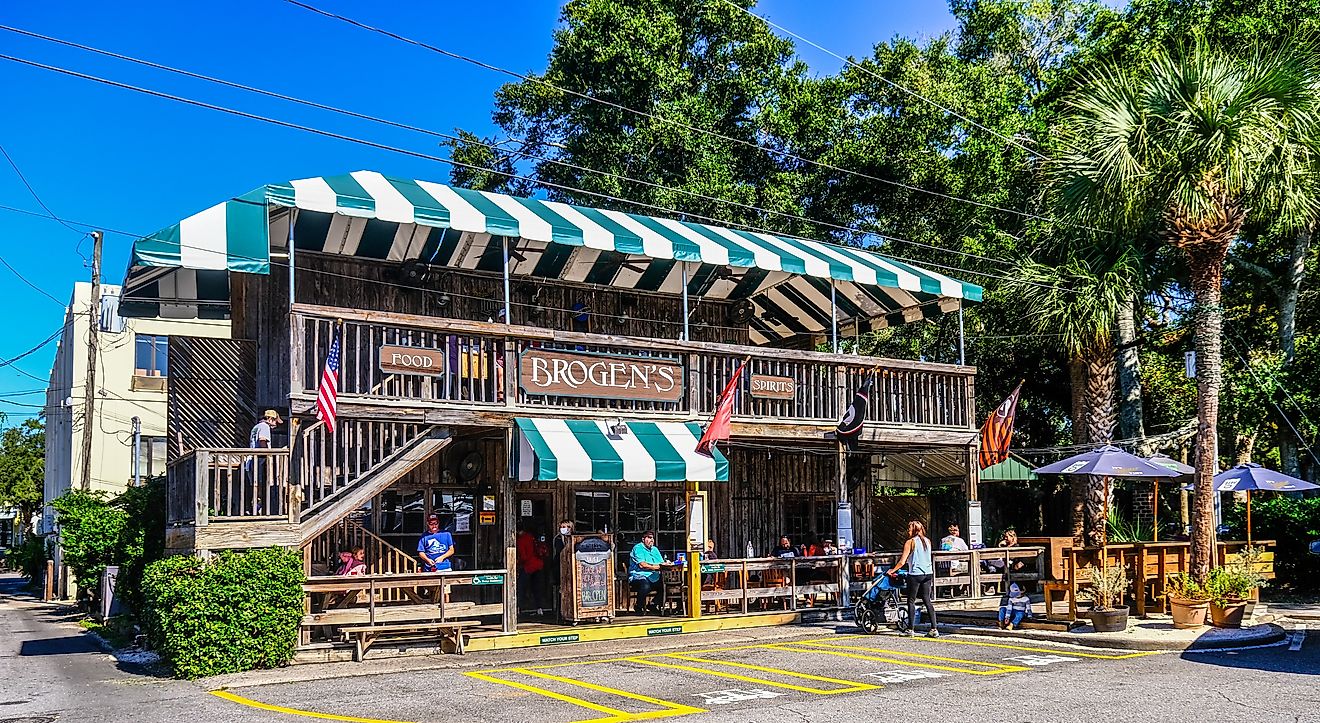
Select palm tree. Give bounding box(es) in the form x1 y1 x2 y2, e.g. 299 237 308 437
1013 256 1136 548
1053 41 1320 580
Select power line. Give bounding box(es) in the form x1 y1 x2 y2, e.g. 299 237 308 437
0 324 66 369
0 256 65 306
0 141 90 237
278 1 1086 231
717 0 1048 161
0 51 1084 298
0 23 1027 272
0 200 139 238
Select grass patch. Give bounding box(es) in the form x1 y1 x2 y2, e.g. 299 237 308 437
80 617 138 649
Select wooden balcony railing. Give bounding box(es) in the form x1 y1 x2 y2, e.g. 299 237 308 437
290 303 976 429
167 448 293 525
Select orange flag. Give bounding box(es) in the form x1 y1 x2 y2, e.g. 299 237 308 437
978 382 1023 469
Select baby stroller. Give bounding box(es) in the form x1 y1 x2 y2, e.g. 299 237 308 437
854 570 910 634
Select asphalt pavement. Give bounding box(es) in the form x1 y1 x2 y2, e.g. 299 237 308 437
2 573 1316 723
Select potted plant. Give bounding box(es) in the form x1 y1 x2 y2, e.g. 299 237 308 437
1081 565 1130 633
1164 573 1210 629
1205 554 1266 629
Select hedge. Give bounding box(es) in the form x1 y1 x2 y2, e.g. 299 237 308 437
140 548 305 678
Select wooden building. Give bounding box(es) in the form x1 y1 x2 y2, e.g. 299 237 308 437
122 171 983 639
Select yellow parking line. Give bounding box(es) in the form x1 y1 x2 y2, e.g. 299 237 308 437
466 668 705 723
630 654 878 694
770 642 1028 675
791 640 1027 670
921 637 1165 660
482 635 874 673
209 690 417 723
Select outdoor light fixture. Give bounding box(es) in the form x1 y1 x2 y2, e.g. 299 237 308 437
607 418 628 436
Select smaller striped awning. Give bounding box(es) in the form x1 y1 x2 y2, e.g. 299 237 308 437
515 418 728 483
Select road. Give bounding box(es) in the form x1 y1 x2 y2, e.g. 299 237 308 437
3 573 1317 723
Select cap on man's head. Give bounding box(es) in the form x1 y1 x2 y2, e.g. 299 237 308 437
263 409 283 423
427 514 440 522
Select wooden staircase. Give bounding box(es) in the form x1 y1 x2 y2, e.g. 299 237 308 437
296 419 450 544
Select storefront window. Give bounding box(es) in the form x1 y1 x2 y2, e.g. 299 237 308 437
574 491 612 536
377 490 425 565
433 490 475 571
784 494 835 549
616 493 654 552
656 493 686 559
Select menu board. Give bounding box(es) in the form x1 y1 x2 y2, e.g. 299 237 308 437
561 534 616 622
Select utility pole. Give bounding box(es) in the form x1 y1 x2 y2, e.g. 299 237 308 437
78 231 103 491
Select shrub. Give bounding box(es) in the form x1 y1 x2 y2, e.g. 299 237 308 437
140 548 305 678
13 533 49 585
51 490 128 600
114 478 166 616
1223 495 1320 593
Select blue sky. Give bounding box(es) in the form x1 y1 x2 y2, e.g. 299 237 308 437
0 0 960 417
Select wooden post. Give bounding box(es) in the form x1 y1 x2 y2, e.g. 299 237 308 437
502 427 518 633
194 451 210 529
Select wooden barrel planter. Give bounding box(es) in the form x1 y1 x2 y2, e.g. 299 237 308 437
1089 606 1129 633
1210 599 1249 629
1169 597 1209 629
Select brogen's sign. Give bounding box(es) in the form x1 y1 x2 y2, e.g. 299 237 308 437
519 349 684 402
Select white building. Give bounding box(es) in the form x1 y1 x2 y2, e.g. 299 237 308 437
41 282 229 533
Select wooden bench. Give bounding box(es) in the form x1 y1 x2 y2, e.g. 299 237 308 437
338 621 470 661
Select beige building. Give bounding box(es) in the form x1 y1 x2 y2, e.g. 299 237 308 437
41 282 229 534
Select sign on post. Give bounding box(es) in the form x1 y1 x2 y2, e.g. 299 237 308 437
967 500 983 546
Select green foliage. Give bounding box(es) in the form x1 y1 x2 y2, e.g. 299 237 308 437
13 533 49 584
1164 572 1210 602
1205 548 1268 604
139 548 305 679
0 418 44 524
51 490 128 599
1224 495 1320 592
114 478 167 616
1106 508 1152 543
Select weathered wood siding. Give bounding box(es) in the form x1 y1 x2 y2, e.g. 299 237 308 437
166 336 257 458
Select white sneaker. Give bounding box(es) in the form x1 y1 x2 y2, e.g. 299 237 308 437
926 629 940 638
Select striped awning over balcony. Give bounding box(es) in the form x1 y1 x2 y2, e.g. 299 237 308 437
123 171 981 341
515 418 728 483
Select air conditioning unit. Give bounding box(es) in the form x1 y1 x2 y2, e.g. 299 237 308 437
131 375 168 392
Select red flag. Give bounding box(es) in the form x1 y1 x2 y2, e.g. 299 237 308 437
696 360 747 457
978 382 1023 469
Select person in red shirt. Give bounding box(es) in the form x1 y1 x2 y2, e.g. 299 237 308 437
517 523 549 616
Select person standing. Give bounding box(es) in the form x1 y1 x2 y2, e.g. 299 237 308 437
516 523 549 616
889 520 939 638
418 514 455 572
550 519 573 618
245 409 283 515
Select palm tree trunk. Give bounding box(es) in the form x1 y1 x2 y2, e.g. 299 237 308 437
1084 344 1117 547
1187 252 1227 582
1068 357 1088 546
1117 292 1146 444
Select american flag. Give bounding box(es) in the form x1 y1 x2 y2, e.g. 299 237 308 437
316 334 341 433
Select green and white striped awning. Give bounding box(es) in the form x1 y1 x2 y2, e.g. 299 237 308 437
515 418 728 482
123 171 982 340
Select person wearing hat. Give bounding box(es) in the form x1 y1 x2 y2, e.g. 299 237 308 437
418 514 455 572
997 582 1031 630
249 410 284 449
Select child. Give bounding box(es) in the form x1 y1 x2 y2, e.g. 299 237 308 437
997 582 1031 630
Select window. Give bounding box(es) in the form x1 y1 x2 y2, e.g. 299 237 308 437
377 490 426 562
432 490 475 571
606 491 687 560
135 436 168 479
783 495 835 549
573 491 613 537
134 334 168 377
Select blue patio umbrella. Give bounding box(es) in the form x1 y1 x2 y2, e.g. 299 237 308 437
1033 446 1171 544
1146 455 1195 541
1212 463 1319 544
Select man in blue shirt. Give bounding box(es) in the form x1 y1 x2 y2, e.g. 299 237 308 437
628 530 666 615
418 514 455 572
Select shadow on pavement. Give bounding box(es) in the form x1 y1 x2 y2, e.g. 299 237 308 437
20 635 101 657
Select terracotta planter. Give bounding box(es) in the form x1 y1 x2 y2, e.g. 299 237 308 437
1089 606 1130 633
1168 597 1210 629
1211 599 1249 629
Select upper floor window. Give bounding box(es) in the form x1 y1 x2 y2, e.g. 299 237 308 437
134 334 168 377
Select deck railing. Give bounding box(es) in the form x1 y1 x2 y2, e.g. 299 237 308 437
297 418 427 517
166 448 294 525
291 303 976 428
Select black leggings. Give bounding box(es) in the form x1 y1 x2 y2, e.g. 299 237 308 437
905 573 937 629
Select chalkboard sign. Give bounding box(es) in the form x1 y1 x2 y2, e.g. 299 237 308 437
561 534 616 622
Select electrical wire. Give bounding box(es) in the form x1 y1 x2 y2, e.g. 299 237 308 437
0 141 90 238
0 23 1031 271
278 1 1088 230
0 51 1086 299
716 0 1047 161
0 256 65 306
